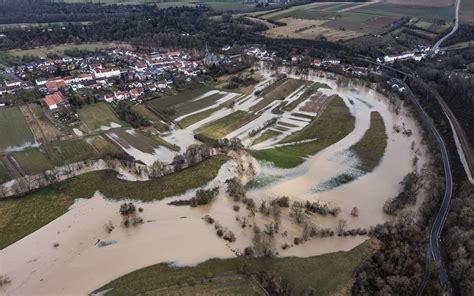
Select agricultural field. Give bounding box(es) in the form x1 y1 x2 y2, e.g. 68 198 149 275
351 2 455 20
460 0 474 24
0 42 131 64
106 129 160 154
20 104 64 143
147 85 215 118
0 107 35 152
196 111 259 139
260 0 456 42
8 136 120 175
251 78 306 112
264 17 365 42
130 104 169 132
77 102 123 132
94 240 374 296
177 106 222 128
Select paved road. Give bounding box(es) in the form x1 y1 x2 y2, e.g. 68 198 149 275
394 78 453 295
432 0 461 51
357 56 455 293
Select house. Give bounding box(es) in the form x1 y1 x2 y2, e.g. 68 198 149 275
4 80 21 88
64 76 76 84
78 73 94 82
46 80 66 92
114 91 128 101
312 58 322 67
129 88 143 100
35 78 47 86
43 92 67 111
92 68 121 79
222 45 231 52
134 61 147 72
104 94 114 103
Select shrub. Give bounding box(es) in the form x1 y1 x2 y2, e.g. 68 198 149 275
225 178 246 201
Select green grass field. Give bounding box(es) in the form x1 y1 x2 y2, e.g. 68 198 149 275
147 85 215 118
252 129 282 145
110 129 161 153
11 148 55 175
350 111 387 172
251 97 355 168
352 3 455 21
0 158 15 183
0 107 35 152
177 106 221 128
174 93 225 118
0 154 228 249
77 103 122 132
131 104 169 132
10 136 121 175
94 240 372 296
196 111 259 139
460 0 474 24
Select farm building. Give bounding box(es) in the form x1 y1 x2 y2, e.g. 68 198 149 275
43 92 67 111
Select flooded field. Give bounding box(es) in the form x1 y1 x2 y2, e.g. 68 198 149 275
0 69 430 295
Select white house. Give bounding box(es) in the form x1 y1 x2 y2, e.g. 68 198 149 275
92 68 121 79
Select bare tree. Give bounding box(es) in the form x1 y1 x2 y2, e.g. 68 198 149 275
336 219 348 235
290 201 306 224
351 207 359 217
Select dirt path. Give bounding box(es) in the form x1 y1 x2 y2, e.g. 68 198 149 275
20 104 46 144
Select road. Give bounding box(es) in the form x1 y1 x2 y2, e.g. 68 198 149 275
394 78 453 295
432 0 461 51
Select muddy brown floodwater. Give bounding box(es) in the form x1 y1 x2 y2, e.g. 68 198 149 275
0 70 429 296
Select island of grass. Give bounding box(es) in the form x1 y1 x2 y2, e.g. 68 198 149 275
0 154 229 249
93 240 373 296
251 96 355 168
350 111 387 172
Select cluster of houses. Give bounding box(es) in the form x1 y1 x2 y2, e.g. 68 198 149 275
377 45 432 64
1 48 211 112
310 57 383 77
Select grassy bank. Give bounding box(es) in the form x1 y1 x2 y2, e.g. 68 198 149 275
0 155 229 249
251 97 355 168
350 111 387 172
94 240 372 296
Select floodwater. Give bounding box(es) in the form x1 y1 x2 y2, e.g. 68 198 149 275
0 70 429 295
248 69 428 231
